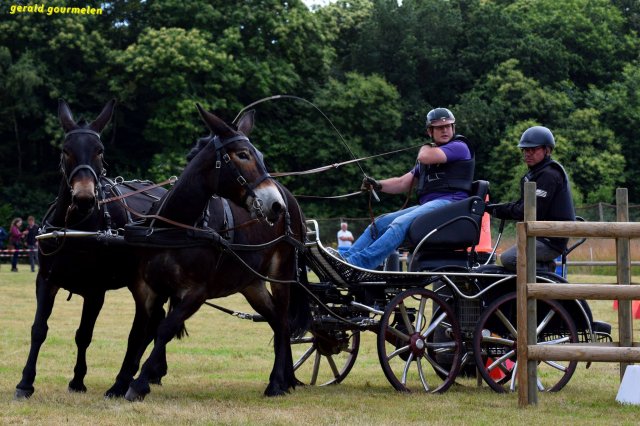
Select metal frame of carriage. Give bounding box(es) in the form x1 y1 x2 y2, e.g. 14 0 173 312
292 180 613 394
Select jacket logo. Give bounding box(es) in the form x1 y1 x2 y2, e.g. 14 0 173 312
536 189 548 197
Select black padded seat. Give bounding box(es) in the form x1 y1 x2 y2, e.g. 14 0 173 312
406 180 489 250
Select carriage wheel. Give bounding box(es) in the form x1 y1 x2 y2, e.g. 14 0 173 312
377 288 462 393
291 330 360 386
473 293 578 393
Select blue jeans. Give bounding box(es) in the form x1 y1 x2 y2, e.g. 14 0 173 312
28 244 38 271
344 199 452 269
337 246 351 257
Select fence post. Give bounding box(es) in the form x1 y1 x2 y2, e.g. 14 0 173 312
517 181 538 406
599 202 605 221
616 188 633 380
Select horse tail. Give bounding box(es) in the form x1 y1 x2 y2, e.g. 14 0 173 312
288 256 312 339
168 296 189 339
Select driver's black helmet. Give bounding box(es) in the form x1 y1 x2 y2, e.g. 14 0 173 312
518 126 556 149
426 108 455 128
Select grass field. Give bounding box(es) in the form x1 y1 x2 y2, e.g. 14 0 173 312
1 267 640 425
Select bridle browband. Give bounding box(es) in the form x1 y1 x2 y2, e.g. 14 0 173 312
211 134 273 216
61 128 105 186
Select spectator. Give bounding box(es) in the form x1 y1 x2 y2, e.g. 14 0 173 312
336 222 354 257
9 217 23 272
0 226 7 250
25 216 39 272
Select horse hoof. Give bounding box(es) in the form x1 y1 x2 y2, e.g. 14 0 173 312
148 377 163 386
263 384 288 397
125 380 150 402
104 384 127 398
124 387 146 402
14 388 34 400
68 381 87 393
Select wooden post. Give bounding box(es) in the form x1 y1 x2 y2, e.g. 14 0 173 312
518 182 539 406
616 188 632 380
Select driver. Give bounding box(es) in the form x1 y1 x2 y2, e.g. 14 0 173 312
328 107 474 269
485 126 576 271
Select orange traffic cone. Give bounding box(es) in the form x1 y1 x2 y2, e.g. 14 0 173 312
486 357 515 381
612 300 640 319
476 195 493 253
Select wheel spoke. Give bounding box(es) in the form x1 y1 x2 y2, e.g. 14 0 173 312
486 350 515 373
482 336 514 346
542 360 568 372
536 309 556 336
327 355 340 378
388 325 410 343
293 345 316 371
495 309 517 337
424 352 450 377
401 352 415 385
416 358 431 392
311 351 321 385
508 361 518 392
538 336 571 345
416 296 427 331
399 303 415 335
422 311 447 339
388 345 411 361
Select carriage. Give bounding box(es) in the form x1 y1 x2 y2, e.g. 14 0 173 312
17 99 612 401
291 180 613 394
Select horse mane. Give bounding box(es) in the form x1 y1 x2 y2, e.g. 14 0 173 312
186 136 212 162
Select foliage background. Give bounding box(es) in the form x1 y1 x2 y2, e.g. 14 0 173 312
1 0 639 227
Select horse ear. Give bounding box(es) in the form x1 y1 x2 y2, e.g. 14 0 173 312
196 103 234 137
236 110 255 137
58 99 77 132
89 99 116 133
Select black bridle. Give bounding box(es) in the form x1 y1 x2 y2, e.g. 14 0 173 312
211 134 273 216
60 128 105 187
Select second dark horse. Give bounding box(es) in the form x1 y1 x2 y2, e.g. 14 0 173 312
123 105 310 401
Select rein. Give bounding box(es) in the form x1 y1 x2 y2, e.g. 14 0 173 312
270 143 422 178
98 176 177 206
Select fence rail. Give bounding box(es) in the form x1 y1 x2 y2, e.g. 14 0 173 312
517 186 639 407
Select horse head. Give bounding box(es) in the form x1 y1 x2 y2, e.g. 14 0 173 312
58 99 113 215
196 104 285 223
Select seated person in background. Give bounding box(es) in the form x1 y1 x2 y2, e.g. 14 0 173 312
485 126 575 271
333 108 474 269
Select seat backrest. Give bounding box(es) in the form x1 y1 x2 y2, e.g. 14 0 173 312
471 180 489 201
406 180 489 250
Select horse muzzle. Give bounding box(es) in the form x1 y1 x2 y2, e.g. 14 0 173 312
70 178 97 213
249 187 285 224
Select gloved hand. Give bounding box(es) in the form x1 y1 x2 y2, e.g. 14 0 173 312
485 203 502 215
360 176 382 192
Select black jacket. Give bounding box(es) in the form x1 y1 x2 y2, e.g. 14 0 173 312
493 157 575 252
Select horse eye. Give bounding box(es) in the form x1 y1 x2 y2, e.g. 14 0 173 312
238 151 250 160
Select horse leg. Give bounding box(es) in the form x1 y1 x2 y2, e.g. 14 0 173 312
147 305 168 384
68 292 105 393
125 295 202 402
105 293 166 398
242 282 293 396
15 274 59 399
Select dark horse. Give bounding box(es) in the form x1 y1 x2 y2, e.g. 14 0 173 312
122 105 310 401
15 100 168 399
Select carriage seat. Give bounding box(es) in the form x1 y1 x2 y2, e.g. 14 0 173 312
406 180 489 250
